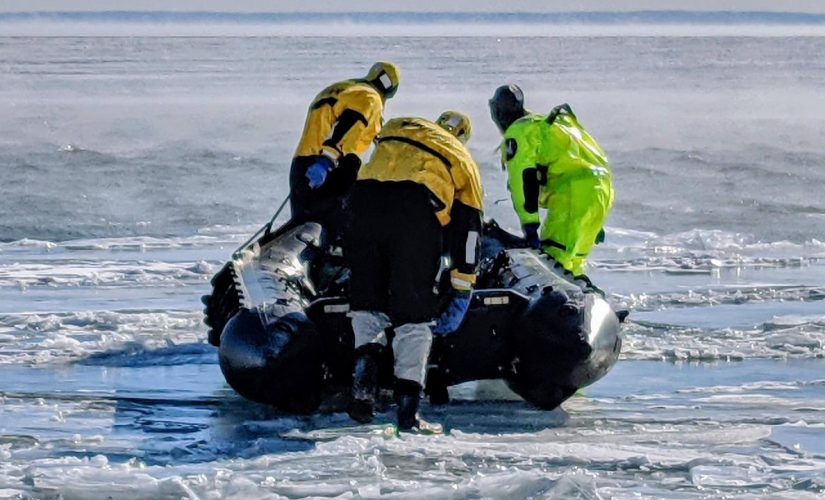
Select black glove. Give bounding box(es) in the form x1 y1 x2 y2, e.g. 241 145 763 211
523 223 540 249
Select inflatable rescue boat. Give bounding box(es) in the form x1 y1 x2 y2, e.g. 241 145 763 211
202 220 625 414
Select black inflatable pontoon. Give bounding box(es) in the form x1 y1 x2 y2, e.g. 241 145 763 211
203 220 625 414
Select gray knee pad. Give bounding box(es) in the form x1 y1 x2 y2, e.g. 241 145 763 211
348 310 391 348
392 322 433 385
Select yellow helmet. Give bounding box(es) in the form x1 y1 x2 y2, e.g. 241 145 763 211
366 61 400 99
436 110 472 144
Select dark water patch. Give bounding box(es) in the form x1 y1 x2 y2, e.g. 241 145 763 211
0 143 284 242
137 419 209 434
740 198 825 217
611 146 825 242
0 434 40 449
792 477 825 493
79 343 217 367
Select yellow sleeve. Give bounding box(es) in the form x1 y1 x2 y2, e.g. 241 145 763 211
453 152 484 212
320 88 383 162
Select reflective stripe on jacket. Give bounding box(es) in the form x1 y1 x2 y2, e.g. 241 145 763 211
358 117 484 286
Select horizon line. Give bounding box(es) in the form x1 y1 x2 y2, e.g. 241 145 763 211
2 10 825 25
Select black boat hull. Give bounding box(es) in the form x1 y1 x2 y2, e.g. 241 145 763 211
203 221 623 413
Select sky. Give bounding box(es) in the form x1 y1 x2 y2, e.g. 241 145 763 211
2 0 825 14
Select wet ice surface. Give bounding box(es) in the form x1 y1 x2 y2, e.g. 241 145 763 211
2 33 825 498
1 232 824 498
2 359 824 498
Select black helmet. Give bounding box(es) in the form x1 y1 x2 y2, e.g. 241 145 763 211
489 84 526 133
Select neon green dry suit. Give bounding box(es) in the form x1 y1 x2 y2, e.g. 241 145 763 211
500 104 614 276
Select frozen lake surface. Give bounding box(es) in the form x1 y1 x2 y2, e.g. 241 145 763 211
1 27 824 498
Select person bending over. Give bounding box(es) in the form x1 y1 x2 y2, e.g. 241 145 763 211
288 62 400 247
345 111 483 431
489 84 614 277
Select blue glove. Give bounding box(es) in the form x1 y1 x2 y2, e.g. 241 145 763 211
432 290 471 336
523 223 541 249
306 156 335 189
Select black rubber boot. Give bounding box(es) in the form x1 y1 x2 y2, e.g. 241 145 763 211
395 379 444 434
395 378 423 430
348 343 382 424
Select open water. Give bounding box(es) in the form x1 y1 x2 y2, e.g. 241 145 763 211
1 17 824 499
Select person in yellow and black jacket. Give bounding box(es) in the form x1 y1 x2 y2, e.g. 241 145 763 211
288 62 400 246
344 111 483 431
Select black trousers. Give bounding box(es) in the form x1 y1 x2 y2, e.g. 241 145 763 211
288 155 358 247
346 180 443 325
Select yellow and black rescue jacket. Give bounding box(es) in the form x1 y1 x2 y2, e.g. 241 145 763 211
358 117 482 226
294 79 384 163
358 117 484 289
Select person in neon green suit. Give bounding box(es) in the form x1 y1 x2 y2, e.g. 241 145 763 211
489 84 614 276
